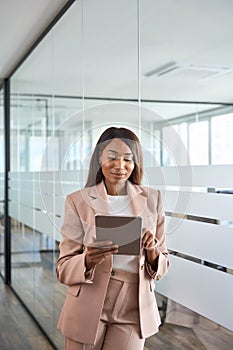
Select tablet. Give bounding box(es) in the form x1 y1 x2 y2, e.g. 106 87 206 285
95 215 142 255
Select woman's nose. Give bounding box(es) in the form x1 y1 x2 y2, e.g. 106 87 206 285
114 157 125 168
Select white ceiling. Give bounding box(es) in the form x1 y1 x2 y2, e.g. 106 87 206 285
1 0 233 107
0 0 69 82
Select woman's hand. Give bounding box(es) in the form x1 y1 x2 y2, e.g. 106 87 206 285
142 231 157 250
85 241 118 271
142 231 159 269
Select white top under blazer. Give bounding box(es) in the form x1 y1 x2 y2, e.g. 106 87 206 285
107 194 139 273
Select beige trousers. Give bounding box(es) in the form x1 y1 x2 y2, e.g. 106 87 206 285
65 269 145 350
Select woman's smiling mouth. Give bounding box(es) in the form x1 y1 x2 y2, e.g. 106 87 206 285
111 172 127 178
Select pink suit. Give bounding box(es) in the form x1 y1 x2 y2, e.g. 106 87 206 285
56 181 169 346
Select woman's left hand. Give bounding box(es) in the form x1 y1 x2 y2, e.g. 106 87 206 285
142 231 157 251
142 231 159 269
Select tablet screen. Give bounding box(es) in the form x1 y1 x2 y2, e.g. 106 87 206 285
95 215 142 255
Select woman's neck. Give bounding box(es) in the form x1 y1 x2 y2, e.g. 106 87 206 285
104 180 127 196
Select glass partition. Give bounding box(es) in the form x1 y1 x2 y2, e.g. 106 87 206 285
9 1 140 348
8 0 233 348
0 87 4 278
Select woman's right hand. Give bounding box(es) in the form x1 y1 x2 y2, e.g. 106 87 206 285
85 241 118 271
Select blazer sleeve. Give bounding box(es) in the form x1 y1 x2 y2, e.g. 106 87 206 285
145 189 169 280
56 194 95 286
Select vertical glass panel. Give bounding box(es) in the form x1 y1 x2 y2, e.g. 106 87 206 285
139 1 233 344
162 126 176 167
162 123 188 166
9 2 139 348
211 113 233 165
81 0 139 155
9 3 84 348
0 87 4 277
189 120 209 165
83 0 138 99
140 0 233 103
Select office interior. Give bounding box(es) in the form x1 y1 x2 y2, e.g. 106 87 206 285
0 1 233 349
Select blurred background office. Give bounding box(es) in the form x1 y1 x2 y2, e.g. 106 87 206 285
0 1 233 349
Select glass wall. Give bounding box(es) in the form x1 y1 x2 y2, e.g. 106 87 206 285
212 113 233 164
7 0 233 348
0 87 4 278
9 1 140 348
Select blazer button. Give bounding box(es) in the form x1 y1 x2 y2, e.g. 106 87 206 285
140 264 144 270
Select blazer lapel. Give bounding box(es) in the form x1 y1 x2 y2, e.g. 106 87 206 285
87 181 110 215
127 181 147 218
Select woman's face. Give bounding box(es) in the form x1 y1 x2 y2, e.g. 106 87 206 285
99 138 135 190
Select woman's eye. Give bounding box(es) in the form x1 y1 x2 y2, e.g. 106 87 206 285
106 155 133 162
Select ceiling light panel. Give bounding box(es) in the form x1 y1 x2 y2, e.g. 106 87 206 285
144 62 233 80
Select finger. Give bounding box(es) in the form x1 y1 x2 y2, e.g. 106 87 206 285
87 240 113 248
142 232 156 249
86 245 119 270
87 245 118 255
87 250 116 267
87 247 119 261
142 231 152 245
144 238 157 250
97 244 119 251
86 252 105 267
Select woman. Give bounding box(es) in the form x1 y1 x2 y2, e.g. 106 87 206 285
56 127 169 350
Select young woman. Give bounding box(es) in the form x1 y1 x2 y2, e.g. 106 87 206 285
56 127 169 350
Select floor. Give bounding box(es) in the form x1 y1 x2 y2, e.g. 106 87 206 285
145 296 233 350
0 279 54 350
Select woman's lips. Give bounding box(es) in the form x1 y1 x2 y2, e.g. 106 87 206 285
111 172 126 178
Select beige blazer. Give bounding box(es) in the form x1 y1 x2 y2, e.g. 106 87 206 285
56 181 169 345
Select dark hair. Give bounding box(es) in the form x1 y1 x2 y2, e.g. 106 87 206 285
85 127 143 187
